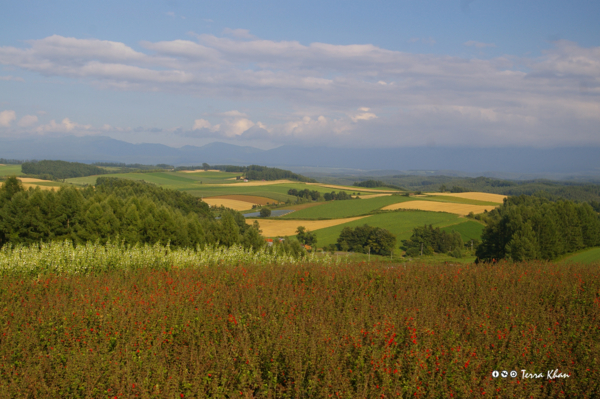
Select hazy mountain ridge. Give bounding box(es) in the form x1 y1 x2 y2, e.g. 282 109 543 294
1 136 599 178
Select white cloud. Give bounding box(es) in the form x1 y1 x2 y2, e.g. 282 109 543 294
1 34 599 147
464 40 496 48
35 118 92 134
0 110 16 127
17 115 38 127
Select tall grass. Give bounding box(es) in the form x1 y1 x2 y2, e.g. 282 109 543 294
0 260 598 397
0 240 334 275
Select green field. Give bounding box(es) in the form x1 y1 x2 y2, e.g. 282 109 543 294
562 247 600 264
281 195 414 219
309 210 462 248
419 195 500 206
66 171 241 187
0 164 23 177
440 220 485 242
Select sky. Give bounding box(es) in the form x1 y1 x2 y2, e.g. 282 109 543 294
1 0 599 150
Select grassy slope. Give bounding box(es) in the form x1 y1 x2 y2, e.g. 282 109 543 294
440 220 485 242
419 195 500 206
562 247 600 264
281 195 414 219
0 164 23 177
311 210 462 248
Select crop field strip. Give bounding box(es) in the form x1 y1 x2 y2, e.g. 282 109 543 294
281 195 414 219
562 247 600 264
202 198 258 211
382 200 498 216
418 195 500 206
306 182 401 193
313 210 463 247
246 216 368 237
440 220 486 242
430 192 507 203
206 195 278 205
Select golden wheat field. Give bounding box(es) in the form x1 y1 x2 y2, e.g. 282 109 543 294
357 193 392 199
208 195 277 205
203 179 294 187
21 184 61 191
18 177 52 183
202 198 256 211
428 192 507 203
179 169 222 173
381 200 498 216
246 216 367 237
306 183 399 193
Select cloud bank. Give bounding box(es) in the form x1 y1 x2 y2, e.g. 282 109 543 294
0 33 599 148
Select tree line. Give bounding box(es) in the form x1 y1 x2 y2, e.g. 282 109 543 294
21 160 111 180
0 177 265 251
287 189 356 202
335 225 396 255
353 180 403 190
176 164 317 183
476 195 600 262
402 225 464 258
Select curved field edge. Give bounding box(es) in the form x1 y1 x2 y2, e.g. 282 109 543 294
561 247 600 264
0 261 597 398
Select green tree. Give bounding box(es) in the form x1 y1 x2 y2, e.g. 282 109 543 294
260 208 272 217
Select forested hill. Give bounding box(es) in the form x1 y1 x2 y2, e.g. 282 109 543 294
0 177 264 250
476 195 600 262
177 164 317 182
21 160 110 180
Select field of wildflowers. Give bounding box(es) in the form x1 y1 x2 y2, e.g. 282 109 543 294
0 251 598 397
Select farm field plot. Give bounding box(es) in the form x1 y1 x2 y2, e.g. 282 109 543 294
206 195 277 205
246 216 367 237
419 195 500 206
382 200 498 216
562 247 600 264
281 195 414 219
202 198 257 211
0 164 23 177
66 171 240 187
2 261 594 398
431 192 507 203
314 211 462 248
440 220 485 242
307 182 401 193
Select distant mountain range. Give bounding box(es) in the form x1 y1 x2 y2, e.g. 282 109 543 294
1 135 599 178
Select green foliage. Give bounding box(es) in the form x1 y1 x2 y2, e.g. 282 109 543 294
353 179 403 190
336 224 396 255
476 195 600 262
0 177 264 251
179 164 317 182
259 207 272 217
287 188 322 201
295 226 317 246
402 225 463 257
21 160 109 179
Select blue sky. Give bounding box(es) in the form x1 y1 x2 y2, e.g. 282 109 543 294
1 0 599 149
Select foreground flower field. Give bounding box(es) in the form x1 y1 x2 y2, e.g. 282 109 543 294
0 258 598 398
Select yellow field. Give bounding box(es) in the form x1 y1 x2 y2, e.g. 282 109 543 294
22 184 61 191
381 200 498 216
18 177 52 183
247 216 367 237
202 198 256 211
203 179 294 187
208 195 277 205
357 193 392 199
428 192 507 203
179 169 222 173
306 183 399 193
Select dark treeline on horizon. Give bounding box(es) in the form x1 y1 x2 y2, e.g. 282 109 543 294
21 160 110 180
177 164 317 182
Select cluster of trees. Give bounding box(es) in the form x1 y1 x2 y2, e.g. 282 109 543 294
439 185 468 193
0 158 24 165
353 180 402 190
476 195 600 262
402 225 464 258
287 189 355 202
0 177 265 250
21 160 110 180
295 226 317 246
336 225 396 255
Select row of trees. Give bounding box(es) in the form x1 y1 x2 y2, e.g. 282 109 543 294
336 225 396 255
353 180 402 190
0 177 264 250
176 164 317 183
21 160 110 180
287 189 356 202
401 225 464 258
476 195 600 262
